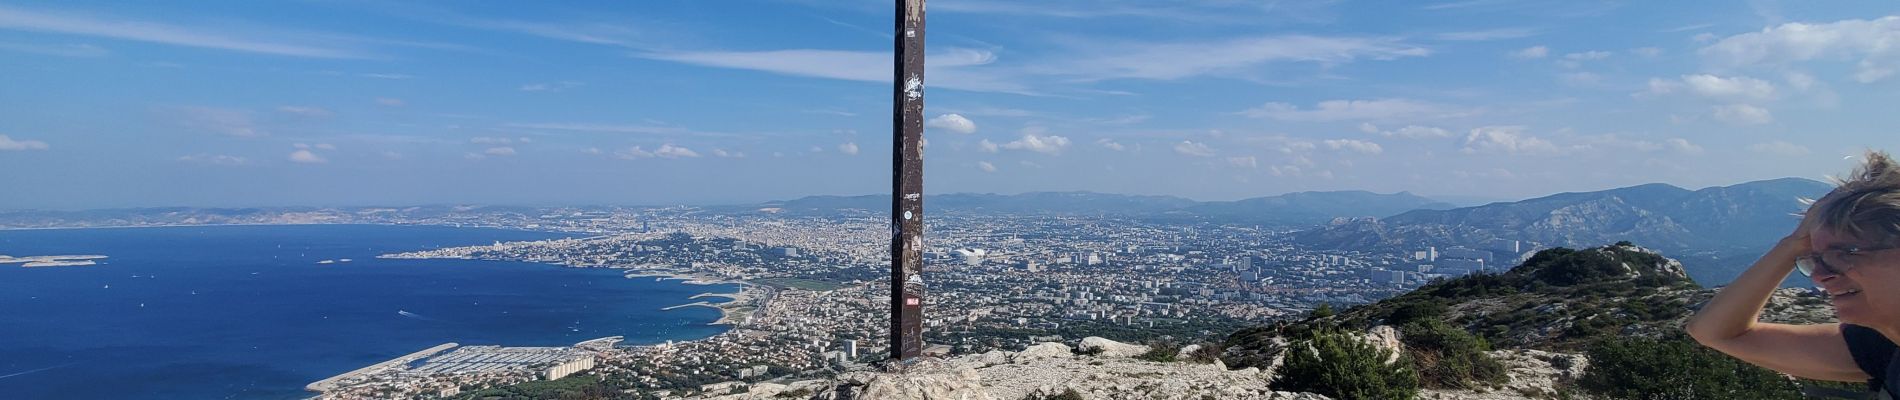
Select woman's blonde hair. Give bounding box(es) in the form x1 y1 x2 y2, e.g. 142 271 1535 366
1814 150 1900 243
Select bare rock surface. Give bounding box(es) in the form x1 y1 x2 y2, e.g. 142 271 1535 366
696 341 1331 400
1078 337 1151 358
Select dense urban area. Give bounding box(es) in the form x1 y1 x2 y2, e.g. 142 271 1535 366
286 205 1542 399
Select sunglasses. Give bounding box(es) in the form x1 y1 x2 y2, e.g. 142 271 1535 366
1796 245 1900 277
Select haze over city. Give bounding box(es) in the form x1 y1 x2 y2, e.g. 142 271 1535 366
1 0 1895 209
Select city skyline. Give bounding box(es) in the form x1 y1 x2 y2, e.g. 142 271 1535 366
2 1 1896 209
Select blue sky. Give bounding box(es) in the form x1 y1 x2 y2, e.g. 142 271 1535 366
1 0 1896 209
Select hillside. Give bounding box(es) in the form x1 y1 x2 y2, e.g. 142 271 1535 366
1219 243 1839 399
1294 178 1832 286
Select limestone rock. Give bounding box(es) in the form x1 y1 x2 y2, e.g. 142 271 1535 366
1012 342 1073 362
1362 325 1403 365
1079 337 1151 358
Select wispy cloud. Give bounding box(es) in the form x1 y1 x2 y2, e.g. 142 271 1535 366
926 114 977 134
0 134 50 151
1700 16 1900 83
0 41 107 57
0 5 365 58
636 47 1029 94
288 149 326 163
177 154 247 165
1037 35 1429 81
1174 140 1215 157
169 106 262 137
1241 99 1478 122
520 81 583 92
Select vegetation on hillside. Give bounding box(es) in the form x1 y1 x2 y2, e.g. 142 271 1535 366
1269 329 1419 400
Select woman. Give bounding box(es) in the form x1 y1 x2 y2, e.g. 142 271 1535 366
1688 150 1900 395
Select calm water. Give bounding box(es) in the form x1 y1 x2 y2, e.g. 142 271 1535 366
0 224 735 400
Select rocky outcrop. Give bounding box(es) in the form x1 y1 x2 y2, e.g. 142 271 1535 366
691 340 1331 400
1011 342 1073 362
1420 349 1590 400
1078 337 1150 358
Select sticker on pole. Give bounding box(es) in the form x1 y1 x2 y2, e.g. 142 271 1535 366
906 298 920 306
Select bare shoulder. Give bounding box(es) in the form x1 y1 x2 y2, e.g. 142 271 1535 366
1695 322 1869 382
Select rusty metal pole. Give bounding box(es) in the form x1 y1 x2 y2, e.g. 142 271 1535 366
891 0 926 362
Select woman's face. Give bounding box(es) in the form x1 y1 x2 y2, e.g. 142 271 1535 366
1811 227 1900 326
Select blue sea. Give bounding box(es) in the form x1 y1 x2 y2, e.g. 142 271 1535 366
0 224 736 399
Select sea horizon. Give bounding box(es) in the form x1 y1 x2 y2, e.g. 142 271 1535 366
0 224 738 400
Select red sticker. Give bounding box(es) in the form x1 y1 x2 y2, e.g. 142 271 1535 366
906 298 920 306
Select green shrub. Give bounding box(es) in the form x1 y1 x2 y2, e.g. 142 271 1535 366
1271 330 1419 400
1137 340 1182 362
1021 388 1085 400
1579 336 1801 399
1401 319 1508 389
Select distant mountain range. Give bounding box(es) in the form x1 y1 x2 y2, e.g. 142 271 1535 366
739 190 1454 226
1293 177 1832 285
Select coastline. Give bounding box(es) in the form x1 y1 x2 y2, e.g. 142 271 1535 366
624 272 762 326
0 222 591 236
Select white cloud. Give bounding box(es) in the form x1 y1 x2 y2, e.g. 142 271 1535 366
1001 134 1071 154
926 113 978 134
375 97 405 107
1556 50 1611 67
0 134 50 151
1051 35 1429 82
1242 99 1476 122
1097 139 1126 151
656 144 700 158
711 148 745 158
1700 16 1900 82
1564 51 1612 60
1749 140 1810 156
1785 71 1818 91
977 161 997 172
1711 104 1773 125
1664 138 1705 154
1578 135 1705 155
617 144 701 160
177 154 246 165
484 147 516 156
1510 45 1549 59
1680 74 1777 101
1173 140 1216 157
519 81 582 92
637 47 1028 94
838 142 859 155
0 5 363 58
1225 156 1258 168
977 139 999 153
1461 126 1559 155
1323 139 1384 154
582 147 603 155
1358 123 1380 134
1630 47 1664 57
1382 125 1454 139
470 137 513 145
276 106 333 118
314 143 336 150
288 149 326 163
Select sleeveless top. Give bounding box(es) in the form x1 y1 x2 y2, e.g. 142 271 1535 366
1843 324 1899 399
